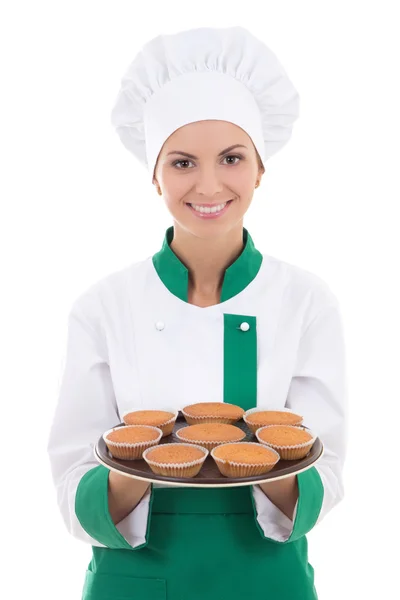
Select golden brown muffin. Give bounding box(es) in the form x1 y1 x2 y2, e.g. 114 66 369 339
103 425 162 460
175 422 245 450
143 443 208 478
244 409 303 433
211 442 280 477
182 402 245 425
122 409 177 436
256 425 315 460
212 442 278 464
146 444 205 464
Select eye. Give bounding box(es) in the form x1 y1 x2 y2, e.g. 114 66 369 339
223 154 242 165
172 155 243 169
173 159 194 169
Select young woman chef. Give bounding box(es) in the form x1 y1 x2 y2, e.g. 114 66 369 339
47 26 347 600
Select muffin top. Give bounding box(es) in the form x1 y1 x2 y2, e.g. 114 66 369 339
183 402 244 419
123 410 175 426
213 443 278 465
146 444 205 464
106 425 160 444
246 410 303 426
258 426 313 446
177 423 245 441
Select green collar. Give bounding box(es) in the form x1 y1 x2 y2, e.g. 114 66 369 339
152 226 263 303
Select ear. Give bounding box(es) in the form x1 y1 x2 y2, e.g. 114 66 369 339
256 168 265 188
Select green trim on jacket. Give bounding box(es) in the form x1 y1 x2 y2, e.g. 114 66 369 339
75 465 154 550
251 467 324 543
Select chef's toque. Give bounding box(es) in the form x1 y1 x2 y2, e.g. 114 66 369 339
110 26 299 181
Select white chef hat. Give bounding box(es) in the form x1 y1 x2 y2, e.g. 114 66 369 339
110 26 299 182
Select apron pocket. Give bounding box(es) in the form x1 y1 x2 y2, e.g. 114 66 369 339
82 570 167 599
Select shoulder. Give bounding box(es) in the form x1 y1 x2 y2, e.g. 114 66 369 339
261 253 340 318
69 257 149 324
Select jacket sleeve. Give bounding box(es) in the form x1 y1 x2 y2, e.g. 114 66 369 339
47 299 151 550
252 295 348 543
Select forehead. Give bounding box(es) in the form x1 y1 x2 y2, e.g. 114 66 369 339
163 120 251 150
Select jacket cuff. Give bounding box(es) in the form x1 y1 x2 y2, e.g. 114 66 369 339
252 485 296 541
115 486 152 547
75 465 152 550
251 467 324 544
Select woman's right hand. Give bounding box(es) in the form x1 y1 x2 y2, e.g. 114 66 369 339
108 470 151 525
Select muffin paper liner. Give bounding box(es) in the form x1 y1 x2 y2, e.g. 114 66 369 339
243 407 303 434
256 425 317 460
121 407 179 437
174 426 246 451
142 443 209 478
210 442 280 478
103 425 162 460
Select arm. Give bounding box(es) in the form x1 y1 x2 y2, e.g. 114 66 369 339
47 298 152 549
251 295 348 543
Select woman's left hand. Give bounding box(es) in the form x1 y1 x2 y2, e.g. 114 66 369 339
257 475 299 520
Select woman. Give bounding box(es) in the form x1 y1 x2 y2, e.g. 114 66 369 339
47 26 347 600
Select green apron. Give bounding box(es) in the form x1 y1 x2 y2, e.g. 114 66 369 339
81 483 319 600
75 226 324 599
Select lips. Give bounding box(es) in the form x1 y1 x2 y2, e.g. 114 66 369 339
187 199 233 219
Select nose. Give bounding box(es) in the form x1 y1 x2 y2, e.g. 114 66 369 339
194 165 225 197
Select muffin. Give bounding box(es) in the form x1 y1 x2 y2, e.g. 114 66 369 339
122 409 178 437
103 425 162 460
182 402 245 425
256 425 316 460
175 422 246 451
244 407 303 434
211 442 280 478
143 443 208 478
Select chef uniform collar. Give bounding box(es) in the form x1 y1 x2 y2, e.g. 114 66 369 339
152 226 263 303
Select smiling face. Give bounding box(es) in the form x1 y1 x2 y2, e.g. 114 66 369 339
152 120 265 238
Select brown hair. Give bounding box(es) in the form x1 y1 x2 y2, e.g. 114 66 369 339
251 139 265 174
256 150 265 174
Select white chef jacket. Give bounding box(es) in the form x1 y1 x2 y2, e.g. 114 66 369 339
47 227 347 549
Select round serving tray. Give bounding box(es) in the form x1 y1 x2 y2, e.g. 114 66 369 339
95 412 324 488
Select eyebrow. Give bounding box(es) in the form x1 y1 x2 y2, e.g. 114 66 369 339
166 144 248 159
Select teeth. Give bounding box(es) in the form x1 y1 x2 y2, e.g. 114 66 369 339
191 202 228 214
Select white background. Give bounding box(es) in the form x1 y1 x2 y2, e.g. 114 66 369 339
1 1 399 598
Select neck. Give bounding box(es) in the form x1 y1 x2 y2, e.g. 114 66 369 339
169 223 245 296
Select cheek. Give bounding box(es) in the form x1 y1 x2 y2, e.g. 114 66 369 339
228 174 254 196
226 162 255 184
160 172 189 197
